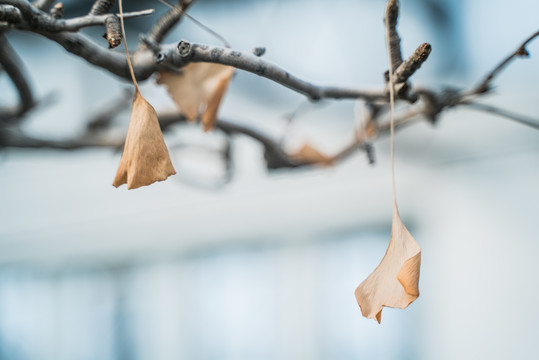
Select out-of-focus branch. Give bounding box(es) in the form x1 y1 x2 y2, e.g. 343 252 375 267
461 102 539 130
32 0 55 12
393 43 431 84
89 0 116 16
0 4 20 23
385 0 402 72
0 33 35 121
49 2 63 19
0 126 124 149
0 0 538 179
472 31 539 95
144 0 195 45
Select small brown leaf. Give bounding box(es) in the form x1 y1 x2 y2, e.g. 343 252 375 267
365 120 378 139
157 63 234 131
113 90 176 189
289 143 334 166
355 204 421 323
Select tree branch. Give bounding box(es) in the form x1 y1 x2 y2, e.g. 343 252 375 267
472 30 539 94
89 0 116 16
145 0 195 45
0 32 35 121
40 31 155 80
0 4 21 23
0 0 154 33
462 102 539 130
1 0 538 179
168 41 387 101
385 0 402 72
32 0 55 12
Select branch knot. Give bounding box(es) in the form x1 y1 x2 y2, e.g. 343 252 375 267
177 40 191 57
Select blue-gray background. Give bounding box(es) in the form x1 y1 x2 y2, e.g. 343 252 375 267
1 0 539 359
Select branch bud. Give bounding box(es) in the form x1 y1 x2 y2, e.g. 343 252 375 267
50 3 64 20
393 43 431 83
103 15 122 49
177 40 191 57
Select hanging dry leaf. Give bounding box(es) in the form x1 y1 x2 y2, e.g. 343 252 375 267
355 204 421 323
289 143 335 166
113 90 176 189
156 63 234 131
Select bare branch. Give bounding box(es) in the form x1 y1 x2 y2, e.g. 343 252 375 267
385 0 402 72
172 41 386 101
145 0 195 45
0 1 154 33
89 0 116 16
215 118 298 170
1 0 538 170
393 43 431 84
473 30 539 94
0 4 20 23
1 0 42 22
32 0 55 12
0 33 35 121
0 126 124 149
462 102 539 130
40 31 155 80
32 30 387 100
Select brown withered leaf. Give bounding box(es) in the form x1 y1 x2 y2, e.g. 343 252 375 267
289 143 335 166
355 203 421 323
113 90 176 189
156 63 234 131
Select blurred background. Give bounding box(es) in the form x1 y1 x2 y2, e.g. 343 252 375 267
1 0 539 359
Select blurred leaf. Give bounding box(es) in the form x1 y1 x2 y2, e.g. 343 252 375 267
289 143 334 166
113 90 176 189
157 63 234 131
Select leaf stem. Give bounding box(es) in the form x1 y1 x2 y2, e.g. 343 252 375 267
118 0 139 90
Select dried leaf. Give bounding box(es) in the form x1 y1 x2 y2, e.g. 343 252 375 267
113 90 176 189
365 120 378 139
290 143 334 166
157 63 234 131
355 204 421 323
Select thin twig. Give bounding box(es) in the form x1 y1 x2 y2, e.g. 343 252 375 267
462 102 539 130
1 0 538 166
89 0 116 16
156 0 230 48
1 1 154 33
393 43 431 84
32 0 55 12
385 0 402 72
145 0 195 45
472 30 539 94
